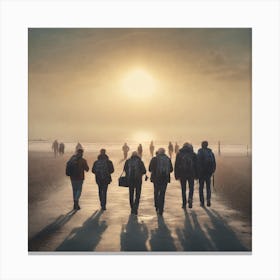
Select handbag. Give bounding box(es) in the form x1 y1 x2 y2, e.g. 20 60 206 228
118 171 129 187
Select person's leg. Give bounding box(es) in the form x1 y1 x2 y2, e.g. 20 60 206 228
180 178 187 208
75 180 83 209
134 183 142 215
188 178 194 208
98 185 102 207
158 183 167 215
153 183 158 210
199 178 205 206
206 176 211 206
102 185 108 209
129 186 134 213
71 180 77 209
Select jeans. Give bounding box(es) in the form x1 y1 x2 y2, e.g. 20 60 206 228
199 177 211 203
98 184 108 208
153 183 160 208
129 183 142 211
180 178 194 206
71 179 83 202
156 183 168 214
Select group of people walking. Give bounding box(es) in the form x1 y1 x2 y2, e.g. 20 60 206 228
65 141 216 215
52 140 65 157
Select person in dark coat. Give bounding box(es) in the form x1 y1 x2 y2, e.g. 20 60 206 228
123 151 146 215
175 142 197 209
197 141 216 207
92 149 114 210
149 148 173 215
67 148 89 210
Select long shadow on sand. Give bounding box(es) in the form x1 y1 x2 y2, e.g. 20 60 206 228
176 208 248 251
203 208 249 251
120 215 148 251
29 209 77 251
176 210 214 251
56 210 107 251
150 215 176 251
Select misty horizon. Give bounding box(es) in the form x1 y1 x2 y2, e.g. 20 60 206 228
29 28 251 144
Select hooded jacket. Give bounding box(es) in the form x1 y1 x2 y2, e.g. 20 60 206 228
92 154 114 185
174 145 197 180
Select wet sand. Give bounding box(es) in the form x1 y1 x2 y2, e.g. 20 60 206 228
28 150 252 252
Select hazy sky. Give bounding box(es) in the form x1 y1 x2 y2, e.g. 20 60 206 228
29 28 251 144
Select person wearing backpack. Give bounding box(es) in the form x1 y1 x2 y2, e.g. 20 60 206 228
66 148 89 210
149 148 173 215
123 151 146 215
175 142 197 209
92 149 114 210
197 141 216 207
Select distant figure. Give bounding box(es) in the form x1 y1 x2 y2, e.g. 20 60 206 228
137 144 143 158
52 140 59 157
66 148 89 210
197 141 216 207
59 142 65 155
75 142 83 152
168 142 174 159
149 141 155 157
218 140 221 156
124 151 146 215
92 149 114 210
122 143 130 160
149 148 173 215
175 142 179 155
175 142 197 209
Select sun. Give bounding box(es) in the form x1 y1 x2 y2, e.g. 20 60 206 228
122 68 156 99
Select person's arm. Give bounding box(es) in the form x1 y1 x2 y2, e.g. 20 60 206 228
108 160 114 174
169 158 173 173
84 159 89 172
92 161 96 174
212 152 216 173
141 161 146 175
174 154 180 180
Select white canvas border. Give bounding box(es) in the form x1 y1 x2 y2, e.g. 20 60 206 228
0 0 279 280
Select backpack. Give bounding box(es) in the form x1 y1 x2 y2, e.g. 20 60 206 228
156 155 170 179
66 156 79 176
127 158 141 181
200 149 215 174
94 159 109 181
180 152 194 175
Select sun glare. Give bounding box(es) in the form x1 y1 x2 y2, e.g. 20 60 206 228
122 69 156 99
132 131 155 143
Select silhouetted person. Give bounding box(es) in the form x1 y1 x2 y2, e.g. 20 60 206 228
122 142 130 160
75 142 83 152
66 148 89 210
59 142 65 155
149 148 173 215
124 151 146 215
175 142 197 209
197 141 216 207
218 140 221 156
92 149 114 210
168 141 174 158
149 141 155 157
52 140 59 157
137 144 143 158
175 142 179 155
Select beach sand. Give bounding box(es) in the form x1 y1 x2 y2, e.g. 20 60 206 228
28 147 252 252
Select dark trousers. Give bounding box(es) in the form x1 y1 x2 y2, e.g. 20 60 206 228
98 184 108 208
153 183 160 208
129 183 142 211
180 178 194 206
156 183 168 214
199 177 211 203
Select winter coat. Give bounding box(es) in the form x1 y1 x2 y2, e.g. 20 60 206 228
174 146 197 180
92 154 114 186
149 154 173 184
124 155 146 185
